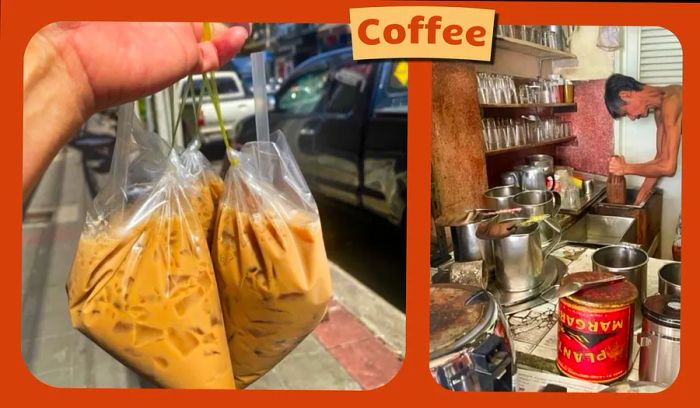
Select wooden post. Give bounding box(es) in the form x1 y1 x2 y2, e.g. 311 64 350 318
431 62 488 224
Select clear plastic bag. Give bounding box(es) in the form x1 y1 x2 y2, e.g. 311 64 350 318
67 104 235 389
212 130 332 388
179 140 225 246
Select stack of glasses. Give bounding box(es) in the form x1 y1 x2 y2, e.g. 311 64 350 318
497 25 571 51
482 117 573 152
477 73 519 105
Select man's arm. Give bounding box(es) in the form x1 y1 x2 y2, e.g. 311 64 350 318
23 33 91 197
623 96 682 178
632 110 664 204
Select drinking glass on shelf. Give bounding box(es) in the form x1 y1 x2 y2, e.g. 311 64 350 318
528 120 540 144
483 118 497 150
501 25 514 38
477 73 487 104
489 75 503 104
529 84 541 104
505 119 517 147
515 120 527 146
507 77 519 104
519 85 531 104
496 76 510 104
561 121 572 138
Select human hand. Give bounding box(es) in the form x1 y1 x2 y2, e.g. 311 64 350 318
23 22 249 197
34 22 250 114
608 155 627 175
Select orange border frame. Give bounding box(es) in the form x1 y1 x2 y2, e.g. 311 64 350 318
2 1 694 406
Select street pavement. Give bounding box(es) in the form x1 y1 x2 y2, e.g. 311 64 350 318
21 147 405 389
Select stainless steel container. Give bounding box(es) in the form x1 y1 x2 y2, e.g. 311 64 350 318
430 284 515 391
592 245 649 328
484 185 522 210
491 218 559 292
658 262 681 297
638 295 680 386
513 190 561 218
527 154 554 176
519 166 547 191
449 210 497 272
513 190 562 246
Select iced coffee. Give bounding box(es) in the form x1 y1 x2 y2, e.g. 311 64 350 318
190 172 225 245
68 203 235 389
212 204 332 388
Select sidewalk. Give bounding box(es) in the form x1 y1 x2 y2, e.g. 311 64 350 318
21 147 405 390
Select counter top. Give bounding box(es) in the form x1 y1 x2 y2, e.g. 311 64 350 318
510 245 675 392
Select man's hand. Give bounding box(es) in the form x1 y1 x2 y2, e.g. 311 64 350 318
23 22 250 197
609 155 627 175
38 22 250 114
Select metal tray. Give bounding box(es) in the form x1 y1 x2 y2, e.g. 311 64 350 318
559 175 607 216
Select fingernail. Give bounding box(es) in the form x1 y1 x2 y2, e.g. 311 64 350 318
229 23 252 37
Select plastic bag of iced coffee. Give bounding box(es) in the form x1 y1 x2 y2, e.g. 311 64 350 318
67 104 235 389
180 140 225 247
212 130 332 388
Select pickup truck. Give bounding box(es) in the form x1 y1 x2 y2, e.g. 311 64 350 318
178 71 255 152
231 48 408 228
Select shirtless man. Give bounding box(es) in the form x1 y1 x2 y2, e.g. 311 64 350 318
604 73 682 205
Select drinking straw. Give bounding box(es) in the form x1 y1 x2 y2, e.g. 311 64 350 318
251 51 270 144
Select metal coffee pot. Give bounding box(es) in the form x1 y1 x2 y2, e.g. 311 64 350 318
488 218 560 292
518 166 547 191
448 210 497 272
513 190 562 246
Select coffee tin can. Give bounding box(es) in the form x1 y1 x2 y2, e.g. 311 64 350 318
557 271 638 383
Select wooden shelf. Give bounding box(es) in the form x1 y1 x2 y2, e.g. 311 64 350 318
485 136 577 156
481 103 575 109
481 103 577 118
496 35 577 60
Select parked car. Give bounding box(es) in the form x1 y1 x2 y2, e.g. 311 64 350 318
231 48 408 227
178 71 255 152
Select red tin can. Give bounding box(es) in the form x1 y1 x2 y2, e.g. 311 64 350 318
557 271 638 383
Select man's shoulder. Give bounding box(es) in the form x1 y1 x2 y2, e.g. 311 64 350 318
662 86 682 117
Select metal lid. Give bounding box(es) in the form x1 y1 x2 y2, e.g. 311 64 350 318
561 271 638 308
429 284 497 359
643 294 681 329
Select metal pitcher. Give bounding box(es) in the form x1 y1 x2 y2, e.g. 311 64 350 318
513 190 562 246
501 171 520 188
491 218 561 292
527 154 554 176
513 190 561 218
449 210 498 272
518 166 546 191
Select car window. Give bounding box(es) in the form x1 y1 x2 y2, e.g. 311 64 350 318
373 61 408 114
180 76 240 99
277 70 329 114
326 62 373 114
215 77 239 95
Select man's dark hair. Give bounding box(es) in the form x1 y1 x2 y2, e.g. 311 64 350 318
605 74 645 118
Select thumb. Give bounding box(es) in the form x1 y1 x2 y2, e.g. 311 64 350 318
195 26 249 73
